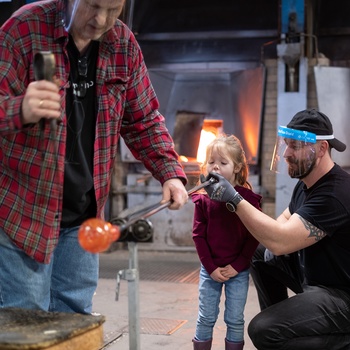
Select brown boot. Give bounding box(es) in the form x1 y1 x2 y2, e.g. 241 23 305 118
192 338 212 350
225 338 244 350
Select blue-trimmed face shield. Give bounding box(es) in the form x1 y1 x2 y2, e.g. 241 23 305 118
64 0 125 38
270 126 318 179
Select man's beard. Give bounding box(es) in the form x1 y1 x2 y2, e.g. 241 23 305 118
286 155 316 179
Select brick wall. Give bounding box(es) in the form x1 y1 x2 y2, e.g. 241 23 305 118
260 59 278 217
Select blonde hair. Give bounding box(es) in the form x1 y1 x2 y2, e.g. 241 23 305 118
201 134 252 190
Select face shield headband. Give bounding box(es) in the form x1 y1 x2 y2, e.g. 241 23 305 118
270 126 318 179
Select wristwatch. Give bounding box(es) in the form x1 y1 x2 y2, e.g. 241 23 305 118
226 193 244 212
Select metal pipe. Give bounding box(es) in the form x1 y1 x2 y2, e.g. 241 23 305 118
119 178 215 231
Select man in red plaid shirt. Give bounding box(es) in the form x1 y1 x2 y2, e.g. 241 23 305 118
0 0 188 313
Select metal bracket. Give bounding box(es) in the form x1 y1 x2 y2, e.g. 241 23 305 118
115 268 138 301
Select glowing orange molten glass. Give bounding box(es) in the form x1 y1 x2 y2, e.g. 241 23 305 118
78 218 121 253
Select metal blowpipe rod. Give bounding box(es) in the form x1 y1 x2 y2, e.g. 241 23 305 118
119 177 216 231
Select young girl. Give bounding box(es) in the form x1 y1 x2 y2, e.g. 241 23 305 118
191 134 262 350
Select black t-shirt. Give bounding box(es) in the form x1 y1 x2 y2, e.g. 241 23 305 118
61 38 99 228
289 164 350 290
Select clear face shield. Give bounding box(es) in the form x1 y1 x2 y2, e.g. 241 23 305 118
63 0 125 37
64 0 82 32
270 126 317 179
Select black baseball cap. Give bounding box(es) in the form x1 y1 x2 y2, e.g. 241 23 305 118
287 109 346 152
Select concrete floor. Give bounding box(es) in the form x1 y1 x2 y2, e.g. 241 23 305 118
93 249 259 350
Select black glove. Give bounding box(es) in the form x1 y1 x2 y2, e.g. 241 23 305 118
200 173 243 212
200 172 239 203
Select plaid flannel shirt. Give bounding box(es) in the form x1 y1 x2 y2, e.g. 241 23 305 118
0 0 186 263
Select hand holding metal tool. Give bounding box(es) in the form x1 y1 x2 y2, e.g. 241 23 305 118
78 177 217 253
122 177 216 226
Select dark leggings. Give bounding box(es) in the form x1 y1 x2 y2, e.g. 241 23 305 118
249 245 350 350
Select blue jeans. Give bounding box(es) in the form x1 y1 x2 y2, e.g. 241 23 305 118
0 226 98 314
195 265 249 343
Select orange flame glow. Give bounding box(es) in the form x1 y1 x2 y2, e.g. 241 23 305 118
179 155 189 162
196 129 217 163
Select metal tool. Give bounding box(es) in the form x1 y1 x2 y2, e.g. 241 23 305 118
34 51 56 86
33 51 58 163
110 177 216 236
